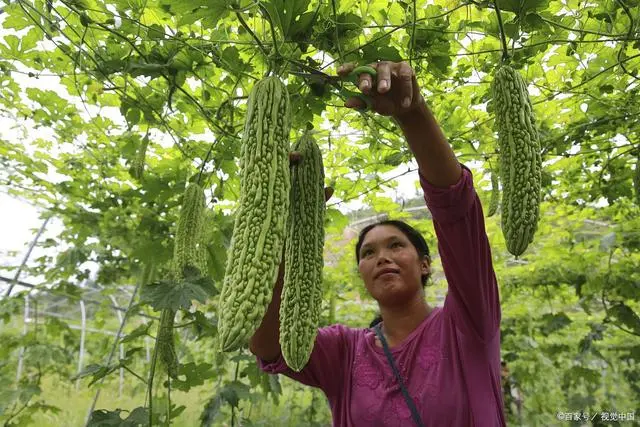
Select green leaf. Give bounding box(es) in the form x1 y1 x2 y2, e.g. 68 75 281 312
523 13 548 31
120 322 152 343
71 363 117 386
219 381 251 408
608 303 640 335
140 267 217 311
539 312 572 336
504 21 519 40
200 394 223 427
171 362 215 392
88 407 149 427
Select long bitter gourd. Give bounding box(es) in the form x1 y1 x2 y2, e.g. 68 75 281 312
280 133 326 372
218 76 292 352
492 65 542 256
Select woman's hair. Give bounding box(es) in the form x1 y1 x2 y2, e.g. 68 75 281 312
355 219 431 287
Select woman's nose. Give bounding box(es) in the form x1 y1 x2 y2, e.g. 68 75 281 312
375 250 393 265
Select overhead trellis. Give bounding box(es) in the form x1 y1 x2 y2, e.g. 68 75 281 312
1 0 640 426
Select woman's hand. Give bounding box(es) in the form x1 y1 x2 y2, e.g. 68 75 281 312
337 61 424 118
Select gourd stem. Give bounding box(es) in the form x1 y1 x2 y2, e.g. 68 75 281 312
494 1 510 62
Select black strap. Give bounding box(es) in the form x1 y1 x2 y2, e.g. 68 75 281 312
374 324 425 427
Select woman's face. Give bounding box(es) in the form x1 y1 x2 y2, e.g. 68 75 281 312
357 225 430 306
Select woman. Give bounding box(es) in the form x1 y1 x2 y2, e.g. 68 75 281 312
249 60 506 426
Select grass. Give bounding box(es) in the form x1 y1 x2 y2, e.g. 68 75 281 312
14 372 332 426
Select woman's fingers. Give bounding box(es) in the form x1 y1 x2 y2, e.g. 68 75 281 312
374 61 392 93
324 187 334 202
344 96 366 110
289 151 302 166
337 62 356 77
397 61 415 109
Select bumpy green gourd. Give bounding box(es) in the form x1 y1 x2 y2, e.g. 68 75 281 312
173 182 206 277
218 76 292 352
280 133 326 372
157 309 178 379
129 135 149 181
488 169 500 217
492 65 542 256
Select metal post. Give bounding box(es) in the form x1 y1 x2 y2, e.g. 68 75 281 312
15 294 30 382
76 300 87 390
119 343 125 397
109 295 125 399
145 336 151 363
5 217 50 297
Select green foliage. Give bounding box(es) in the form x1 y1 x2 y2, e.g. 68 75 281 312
1 0 640 425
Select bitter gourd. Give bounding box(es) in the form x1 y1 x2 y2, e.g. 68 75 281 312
129 135 149 181
173 182 206 277
492 65 542 256
157 308 178 379
280 133 326 372
218 76 292 352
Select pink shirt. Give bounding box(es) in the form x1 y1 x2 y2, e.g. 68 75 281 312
258 165 506 426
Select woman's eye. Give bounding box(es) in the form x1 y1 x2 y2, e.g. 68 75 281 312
391 241 402 248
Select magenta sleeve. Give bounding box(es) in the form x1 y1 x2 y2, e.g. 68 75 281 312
256 324 353 398
419 165 501 342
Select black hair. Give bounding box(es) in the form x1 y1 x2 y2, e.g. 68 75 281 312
355 219 431 287
369 314 383 328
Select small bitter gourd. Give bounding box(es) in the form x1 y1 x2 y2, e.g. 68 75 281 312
280 133 326 372
129 135 149 181
173 182 206 277
492 65 542 256
218 76 292 352
157 308 178 379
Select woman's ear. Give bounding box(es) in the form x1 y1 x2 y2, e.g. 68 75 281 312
421 256 431 277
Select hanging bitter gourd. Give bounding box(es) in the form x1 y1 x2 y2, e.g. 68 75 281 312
218 76 292 352
492 65 542 256
152 182 206 379
173 181 207 277
488 169 500 217
280 133 326 372
129 134 149 181
157 308 178 379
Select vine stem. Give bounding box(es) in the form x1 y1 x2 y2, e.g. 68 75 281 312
409 0 417 68
230 360 240 427
258 4 279 58
235 11 269 58
331 0 344 63
197 142 215 186
147 316 161 427
84 263 153 427
493 0 509 62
